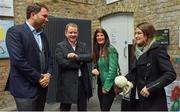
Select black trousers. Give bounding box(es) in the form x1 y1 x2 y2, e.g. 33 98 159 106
60 77 87 111
14 90 47 111
97 85 115 111
121 98 142 111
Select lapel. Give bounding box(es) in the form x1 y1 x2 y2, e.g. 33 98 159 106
131 42 159 70
137 42 159 64
131 56 137 70
23 23 41 52
64 39 76 52
75 41 82 53
40 33 46 51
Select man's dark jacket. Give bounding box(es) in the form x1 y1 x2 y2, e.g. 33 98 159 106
5 23 52 98
55 39 92 103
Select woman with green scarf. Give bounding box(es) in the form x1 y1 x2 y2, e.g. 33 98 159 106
123 22 176 111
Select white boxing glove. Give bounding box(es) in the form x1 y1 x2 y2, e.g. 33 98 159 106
114 75 133 96
123 81 133 96
114 75 128 88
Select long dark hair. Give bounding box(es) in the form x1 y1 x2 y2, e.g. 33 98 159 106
92 28 110 64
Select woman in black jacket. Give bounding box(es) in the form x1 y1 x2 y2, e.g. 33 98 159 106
123 22 176 111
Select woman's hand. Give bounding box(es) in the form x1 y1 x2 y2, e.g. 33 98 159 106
140 86 150 97
92 68 99 76
102 88 108 94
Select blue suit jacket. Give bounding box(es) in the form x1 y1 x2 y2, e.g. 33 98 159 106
5 23 52 98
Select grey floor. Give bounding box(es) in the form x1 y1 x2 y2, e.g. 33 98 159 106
44 85 122 111
0 85 122 111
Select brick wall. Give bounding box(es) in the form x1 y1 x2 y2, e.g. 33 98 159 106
0 60 15 108
0 0 96 109
92 0 180 80
0 0 180 109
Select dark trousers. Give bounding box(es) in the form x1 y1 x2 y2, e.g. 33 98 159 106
121 99 140 111
60 103 71 111
97 85 115 111
14 90 47 111
60 77 87 111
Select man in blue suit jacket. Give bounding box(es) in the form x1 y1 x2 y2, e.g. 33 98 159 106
5 3 52 111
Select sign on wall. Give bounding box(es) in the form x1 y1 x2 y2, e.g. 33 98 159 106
0 0 14 17
154 29 169 45
106 0 119 4
0 20 14 58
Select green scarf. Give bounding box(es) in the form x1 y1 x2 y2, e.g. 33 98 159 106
135 39 155 60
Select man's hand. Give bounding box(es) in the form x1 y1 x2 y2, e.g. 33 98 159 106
140 86 150 97
92 68 99 76
39 73 51 88
67 52 78 60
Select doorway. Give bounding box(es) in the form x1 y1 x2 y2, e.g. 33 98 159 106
101 13 134 75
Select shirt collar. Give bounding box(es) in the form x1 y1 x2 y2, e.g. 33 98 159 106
26 21 43 35
26 21 35 32
68 40 77 48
